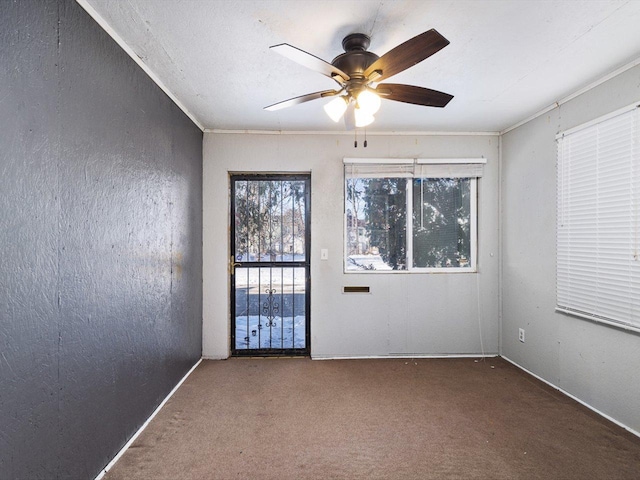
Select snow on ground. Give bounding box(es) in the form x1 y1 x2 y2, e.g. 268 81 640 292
347 254 393 271
235 253 305 262
235 315 305 350
234 267 306 289
234 266 306 350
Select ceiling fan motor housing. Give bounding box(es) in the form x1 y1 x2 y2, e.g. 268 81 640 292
332 33 379 80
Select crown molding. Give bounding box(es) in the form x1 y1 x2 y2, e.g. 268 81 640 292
501 55 640 135
205 129 499 136
76 0 205 131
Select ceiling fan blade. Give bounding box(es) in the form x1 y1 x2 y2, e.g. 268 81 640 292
271 44 350 83
264 90 339 111
364 29 449 82
377 83 453 108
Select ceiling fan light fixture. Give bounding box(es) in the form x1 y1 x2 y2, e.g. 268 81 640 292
267 29 454 129
354 107 375 128
356 89 381 115
323 96 348 122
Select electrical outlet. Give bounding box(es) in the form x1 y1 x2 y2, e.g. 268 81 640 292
518 328 525 343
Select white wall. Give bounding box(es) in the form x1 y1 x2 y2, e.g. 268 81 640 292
203 133 500 359
501 64 640 433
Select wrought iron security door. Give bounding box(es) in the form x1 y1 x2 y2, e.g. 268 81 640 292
230 174 310 356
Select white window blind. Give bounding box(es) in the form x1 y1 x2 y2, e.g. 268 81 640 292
556 104 640 331
414 163 484 178
344 163 415 178
344 158 485 179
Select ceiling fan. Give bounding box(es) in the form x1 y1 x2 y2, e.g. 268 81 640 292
264 29 453 129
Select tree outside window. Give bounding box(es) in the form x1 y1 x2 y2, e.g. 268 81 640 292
345 173 476 272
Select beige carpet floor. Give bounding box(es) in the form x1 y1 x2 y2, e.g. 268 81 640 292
104 357 640 479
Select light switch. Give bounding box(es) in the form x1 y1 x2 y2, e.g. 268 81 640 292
321 248 329 260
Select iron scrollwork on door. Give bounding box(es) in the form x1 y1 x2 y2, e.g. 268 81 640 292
262 288 279 327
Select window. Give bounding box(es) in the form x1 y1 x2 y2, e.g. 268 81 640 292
556 103 640 331
344 158 483 272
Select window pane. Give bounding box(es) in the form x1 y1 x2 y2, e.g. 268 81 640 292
288 181 306 261
234 180 249 260
346 178 407 271
234 179 306 262
412 178 471 268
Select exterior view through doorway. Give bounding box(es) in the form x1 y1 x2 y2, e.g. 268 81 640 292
230 174 310 356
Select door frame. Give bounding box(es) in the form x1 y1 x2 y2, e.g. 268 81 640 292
229 173 311 356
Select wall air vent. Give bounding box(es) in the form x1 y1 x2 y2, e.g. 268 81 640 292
343 286 370 293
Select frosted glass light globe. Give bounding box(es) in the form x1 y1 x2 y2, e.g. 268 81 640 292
356 89 381 115
354 107 375 127
323 96 348 122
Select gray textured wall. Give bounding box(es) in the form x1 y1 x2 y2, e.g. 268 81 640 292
0 1 203 478
501 64 640 432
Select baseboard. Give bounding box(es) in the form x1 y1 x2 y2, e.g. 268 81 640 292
202 354 229 360
311 353 499 360
94 357 203 480
501 355 640 439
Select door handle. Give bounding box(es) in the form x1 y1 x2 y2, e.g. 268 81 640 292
229 255 242 273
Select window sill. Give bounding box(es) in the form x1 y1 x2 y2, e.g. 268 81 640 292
555 307 640 335
343 268 478 274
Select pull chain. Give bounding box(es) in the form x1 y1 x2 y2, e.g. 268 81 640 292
353 128 369 148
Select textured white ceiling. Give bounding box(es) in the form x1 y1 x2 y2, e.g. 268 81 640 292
84 0 640 132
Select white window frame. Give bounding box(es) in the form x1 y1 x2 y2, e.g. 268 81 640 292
343 158 484 274
556 101 640 332
406 177 478 273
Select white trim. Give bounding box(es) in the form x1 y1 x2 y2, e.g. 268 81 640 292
498 135 504 356
471 178 478 271
343 268 477 274
405 267 477 274
343 157 414 164
416 158 487 164
344 158 486 165
312 353 498 360
206 129 500 136
555 307 640 335
75 0 205 131
501 104 559 136
343 188 348 273
406 178 413 270
502 356 640 440
501 55 640 135
93 358 203 480
202 354 230 360
555 101 640 139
